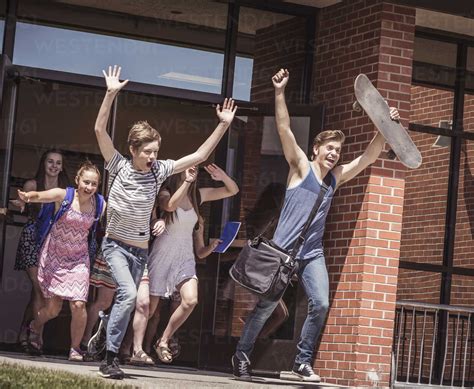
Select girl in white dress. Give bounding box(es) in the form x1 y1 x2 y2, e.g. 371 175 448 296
127 164 238 365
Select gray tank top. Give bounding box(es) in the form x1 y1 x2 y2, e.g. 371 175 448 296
272 165 336 260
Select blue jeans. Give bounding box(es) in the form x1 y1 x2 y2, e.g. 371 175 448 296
236 252 329 365
102 237 147 353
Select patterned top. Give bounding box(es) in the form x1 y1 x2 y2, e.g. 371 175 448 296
105 151 174 243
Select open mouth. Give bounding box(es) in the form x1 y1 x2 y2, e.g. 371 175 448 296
146 162 153 168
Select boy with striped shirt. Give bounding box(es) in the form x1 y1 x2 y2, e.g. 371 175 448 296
95 65 237 379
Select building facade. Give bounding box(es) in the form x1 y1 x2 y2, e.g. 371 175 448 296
0 0 473 387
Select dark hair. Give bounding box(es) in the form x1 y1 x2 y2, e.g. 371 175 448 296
245 182 286 238
161 172 199 225
35 149 70 190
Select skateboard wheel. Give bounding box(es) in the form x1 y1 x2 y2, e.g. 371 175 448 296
387 149 396 160
352 101 362 112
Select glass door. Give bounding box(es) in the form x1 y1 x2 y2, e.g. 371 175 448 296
198 102 325 373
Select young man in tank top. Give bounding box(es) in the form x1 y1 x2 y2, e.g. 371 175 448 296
231 69 399 382
95 65 237 379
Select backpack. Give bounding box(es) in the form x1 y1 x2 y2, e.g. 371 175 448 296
36 187 105 265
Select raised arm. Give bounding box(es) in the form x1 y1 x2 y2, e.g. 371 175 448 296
158 167 198 212
273 69 308 176
199 164 239 203
193 217 221 260
17 188 66 204
333 107 400 188
173 99 237 173
95 65 129 163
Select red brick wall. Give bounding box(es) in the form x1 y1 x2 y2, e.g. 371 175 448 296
311 1 415 386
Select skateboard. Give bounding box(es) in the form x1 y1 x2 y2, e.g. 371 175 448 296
353 74 422 169
87 310 108 360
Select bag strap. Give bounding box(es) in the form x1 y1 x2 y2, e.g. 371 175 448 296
289 173 332 259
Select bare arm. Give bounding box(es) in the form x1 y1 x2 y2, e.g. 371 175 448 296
273 69 308 178
193 218 221 260
95 65 129 163
17 188 66 204
199 164 239 203
333 107 400 188
173 99 237 173
158 167 198 212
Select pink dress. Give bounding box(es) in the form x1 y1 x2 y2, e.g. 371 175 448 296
38 202 95 302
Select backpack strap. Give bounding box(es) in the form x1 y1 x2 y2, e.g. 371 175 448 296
36 187 75 248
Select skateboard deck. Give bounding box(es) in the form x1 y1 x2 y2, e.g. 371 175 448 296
354 74 422 169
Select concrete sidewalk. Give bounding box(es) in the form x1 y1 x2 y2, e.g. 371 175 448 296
0 351 345 388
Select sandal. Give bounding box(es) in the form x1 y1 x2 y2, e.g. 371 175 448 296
68 348 83 362
27 322 43 356
129 350 154 366
154 339 173 364
18 324 28 350
169 337 181 359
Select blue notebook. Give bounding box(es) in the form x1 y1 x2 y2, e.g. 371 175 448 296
213 221 241 253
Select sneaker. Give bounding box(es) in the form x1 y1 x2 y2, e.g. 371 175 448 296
231 353 252 381
68 348 83 362
291 363 321 382
99 357 125 380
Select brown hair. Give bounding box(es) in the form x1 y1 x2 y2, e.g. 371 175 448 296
311 130 345 160
35 149 71 190
128 121 161 151
76 160 101 183
160 173 200 225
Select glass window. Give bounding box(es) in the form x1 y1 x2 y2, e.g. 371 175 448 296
413 37 457 69
396 269 441 303
0 19 4 53
451 274 474 307
412 37 457 87
465 93 474 132
453 139 474 268
234 7 307 103
14 0 228 94
467 47 474 91
399 131 450 266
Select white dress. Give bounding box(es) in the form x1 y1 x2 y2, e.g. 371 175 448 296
148 207 198 298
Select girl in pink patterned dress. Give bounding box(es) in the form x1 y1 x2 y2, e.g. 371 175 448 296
17 162 105 361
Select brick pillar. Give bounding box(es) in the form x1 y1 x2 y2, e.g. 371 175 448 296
312 1 415 386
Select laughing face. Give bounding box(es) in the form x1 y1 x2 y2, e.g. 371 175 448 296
130 141 159 172
313 140 342 171
44 152 63 177
76 170 99 198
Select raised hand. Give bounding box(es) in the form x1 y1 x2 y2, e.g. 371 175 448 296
272 68 289 90
204 163 228 182
185 166 198 183
102 65 129 94
216 98 237 125
389 107 400 122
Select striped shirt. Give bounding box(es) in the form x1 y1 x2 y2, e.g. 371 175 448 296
105 151 175 243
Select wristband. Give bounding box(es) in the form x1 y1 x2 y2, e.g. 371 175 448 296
185 180 194 183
